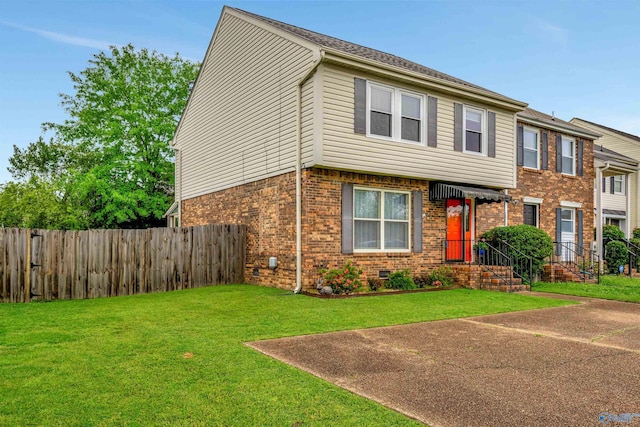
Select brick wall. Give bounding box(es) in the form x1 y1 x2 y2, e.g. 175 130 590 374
182 168 456 291
477 122 595 252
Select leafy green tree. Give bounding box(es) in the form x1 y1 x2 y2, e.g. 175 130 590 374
7 44 199 229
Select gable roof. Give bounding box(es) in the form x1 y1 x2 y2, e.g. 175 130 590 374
594 144 638 164
517 107 601 139
230 7 523 106
572 118 640 144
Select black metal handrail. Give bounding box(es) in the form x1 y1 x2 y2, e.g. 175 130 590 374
550 242 599 283
624 239 640 275
476 241 515 289
494 239 534 284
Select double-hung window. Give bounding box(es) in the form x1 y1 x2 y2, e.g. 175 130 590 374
614 175 625 194
367 82 424 144
523 128 539 169
561 136 575 175
463 106 485 154
354 188 410 251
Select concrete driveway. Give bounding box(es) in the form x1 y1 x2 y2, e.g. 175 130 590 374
248 294 640 427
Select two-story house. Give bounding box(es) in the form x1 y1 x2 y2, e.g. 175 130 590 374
477 108 598 263
171 7 530 291
570 118 640 238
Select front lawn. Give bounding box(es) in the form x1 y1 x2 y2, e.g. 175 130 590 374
0 285 572 426
532 275 640 303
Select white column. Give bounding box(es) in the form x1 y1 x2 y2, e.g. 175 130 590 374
595 167 603 272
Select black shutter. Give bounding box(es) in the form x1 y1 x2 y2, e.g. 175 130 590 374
556 134 563 173
354 78 366 135
602 177 606 193
454 103 463 152
488 111 496 158
610 177 615 194
516 125 524 166
577 210 584 250
427 96 438 147
342 183 354 254
577 139 584 176
413 191 423 253
541 131 548 170
555 208 562 256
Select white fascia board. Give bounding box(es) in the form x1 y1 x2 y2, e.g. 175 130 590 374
560 201 583 208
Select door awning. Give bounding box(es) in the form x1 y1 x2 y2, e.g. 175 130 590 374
429 182 511 205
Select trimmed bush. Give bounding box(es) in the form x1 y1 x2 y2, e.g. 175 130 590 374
630 238 640 270
605 240 628 274
633 228 640 239
387 269 416 290
481 225 553 281
322 260 363 295
602 224 625 241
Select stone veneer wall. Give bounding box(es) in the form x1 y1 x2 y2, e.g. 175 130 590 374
182 168 454 291
477 122 595 252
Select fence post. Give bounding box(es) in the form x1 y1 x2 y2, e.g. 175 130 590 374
25 229 31 303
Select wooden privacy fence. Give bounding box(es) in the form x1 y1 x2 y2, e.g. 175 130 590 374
0 224 246 303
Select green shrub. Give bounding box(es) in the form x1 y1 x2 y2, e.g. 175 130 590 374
367 277 384 291
322 260 363 294
481 225 553 282
602 224 625 241
387 269 416 290
425 266 453 287
605 240 628 274
633 228 640 239
629 238 640 270
412 273 430 288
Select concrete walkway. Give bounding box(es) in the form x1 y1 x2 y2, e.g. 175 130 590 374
248 295 640 427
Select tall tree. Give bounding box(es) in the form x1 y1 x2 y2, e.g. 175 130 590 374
7 44 199 229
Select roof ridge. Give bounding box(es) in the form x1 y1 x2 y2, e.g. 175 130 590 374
573 118 640 143
228 6 518 102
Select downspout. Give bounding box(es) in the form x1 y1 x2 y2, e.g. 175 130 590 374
503 190 509 226
294 51 324 294
596 162 611 273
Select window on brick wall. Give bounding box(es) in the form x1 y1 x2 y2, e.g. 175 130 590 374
354 188 410 251
523 204 539 227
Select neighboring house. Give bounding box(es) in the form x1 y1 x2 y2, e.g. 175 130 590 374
477 108 599 262
170 6 529 291
570 118 640 237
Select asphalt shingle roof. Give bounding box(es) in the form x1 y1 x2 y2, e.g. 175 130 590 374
231 7 519 102
573 118 640 144
517 107 600 137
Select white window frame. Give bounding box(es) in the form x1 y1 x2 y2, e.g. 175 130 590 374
366 81 426 145
462 105 487 156
353 187 411 253
561 136 575 176
523 127 540 169
613 175 625 195
561 208 575 233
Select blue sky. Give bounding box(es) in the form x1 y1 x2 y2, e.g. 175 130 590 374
1 0 639 184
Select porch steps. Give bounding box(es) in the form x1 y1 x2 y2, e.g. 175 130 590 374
449 264 530 292
542 264 597 284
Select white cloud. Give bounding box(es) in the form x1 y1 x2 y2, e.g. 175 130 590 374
0 20 114 50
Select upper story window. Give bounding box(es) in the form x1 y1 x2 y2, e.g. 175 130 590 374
614 175 625 194
463 106 486 154
523 128 539 169
561 136 575 175
367 82 424 144
353 187 410 252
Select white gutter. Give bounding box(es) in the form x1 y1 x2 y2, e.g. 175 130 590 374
293 51 324 294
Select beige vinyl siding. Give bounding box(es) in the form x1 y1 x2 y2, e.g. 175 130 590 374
601 179 627 211
176 13 315 199
320 65 516 189
300 76 315 167
572 118 640 230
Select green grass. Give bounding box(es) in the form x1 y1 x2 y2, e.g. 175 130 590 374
0 285 572 426
532 275 640 303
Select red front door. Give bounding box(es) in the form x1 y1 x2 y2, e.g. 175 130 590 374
446 199 473 261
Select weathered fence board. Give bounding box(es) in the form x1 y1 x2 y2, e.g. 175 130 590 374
0 224 246 303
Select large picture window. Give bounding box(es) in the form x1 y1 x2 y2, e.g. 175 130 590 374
367 82 425 144
354 188 410 251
